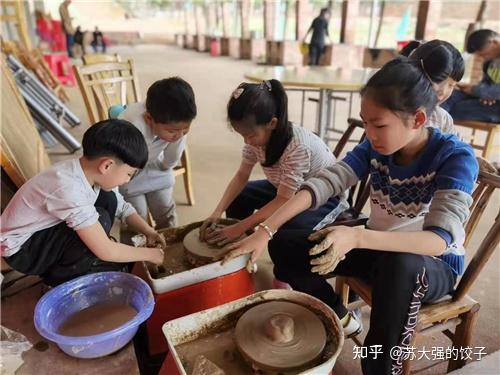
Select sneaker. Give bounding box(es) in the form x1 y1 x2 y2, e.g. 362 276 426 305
272 278 292 290
343 310 363 339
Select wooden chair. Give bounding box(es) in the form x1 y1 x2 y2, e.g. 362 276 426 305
1 41 69 102
454 120 499 161
0 1 32 50
82 53 121 65
1 55 48 292
335 157 500 373
73 60 195 206
0 55 51 187
73 60 141 123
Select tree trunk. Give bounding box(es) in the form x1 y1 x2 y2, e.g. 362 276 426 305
373 0 385 48
221 1 228 37
263 0 274 40
283 0 290 40
340 0 359 44
240 0 250 39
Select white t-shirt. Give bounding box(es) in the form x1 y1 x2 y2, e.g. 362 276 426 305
242 124 349 230
0 158 136 257
427 106 459 137
242 124 337 192
118 102 186 197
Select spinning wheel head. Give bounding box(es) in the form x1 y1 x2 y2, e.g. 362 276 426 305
234 301 327 371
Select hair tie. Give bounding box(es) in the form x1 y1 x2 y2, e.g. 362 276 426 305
420 59 434 83
232 87 244 99
260 80 272 91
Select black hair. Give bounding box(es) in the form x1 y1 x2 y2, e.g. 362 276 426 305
320 7 330 16
82 119 148 168
145 77 197 124
361 57 438 119
227 79 293 167
399 40 423 57
409 39 464 82
466 29 498 53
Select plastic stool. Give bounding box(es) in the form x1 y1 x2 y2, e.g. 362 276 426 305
210 38 220 56
43 53 76 86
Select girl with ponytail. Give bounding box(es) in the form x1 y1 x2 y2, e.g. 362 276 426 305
200 79 346 254
222 59 478 372
402 39 465 135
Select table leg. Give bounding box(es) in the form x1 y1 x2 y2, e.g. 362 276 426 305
348 92 354 118
317 88 330 139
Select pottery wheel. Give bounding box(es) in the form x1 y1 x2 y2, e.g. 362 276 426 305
183 227 229 266
234 301 326 371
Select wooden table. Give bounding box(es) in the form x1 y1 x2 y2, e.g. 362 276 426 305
245 66 375 141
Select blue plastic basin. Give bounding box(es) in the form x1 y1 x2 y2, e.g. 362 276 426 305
34 272 154 358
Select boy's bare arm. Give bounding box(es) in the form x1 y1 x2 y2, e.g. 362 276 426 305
76 223 163 264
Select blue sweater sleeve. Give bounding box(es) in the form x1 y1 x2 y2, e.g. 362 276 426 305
342 138 372 181
427 226 453 246
434 143 478 193
423 141 478 245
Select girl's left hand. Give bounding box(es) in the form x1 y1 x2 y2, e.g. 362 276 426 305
146 231 166 248
220 229 269 264
205 223 246 247
308 226 361 275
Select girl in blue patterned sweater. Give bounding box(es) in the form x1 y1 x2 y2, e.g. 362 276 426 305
222 58 479 374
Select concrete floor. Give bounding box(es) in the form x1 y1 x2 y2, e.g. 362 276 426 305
19 44 500 374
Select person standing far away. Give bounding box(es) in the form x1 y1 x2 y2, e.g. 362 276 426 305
59 0 75 58
92 26 106 53
73 26 85 57
303 8 332 66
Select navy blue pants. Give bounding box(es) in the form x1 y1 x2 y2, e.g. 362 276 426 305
308 43 324 66
226 180 341 231
269 228 457 374
65 33 74 58
5 190 125 286
441 90 500 123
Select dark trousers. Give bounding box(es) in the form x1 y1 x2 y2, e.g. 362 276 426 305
5 190 125 286
441 90 500 123
65 33 74 57
226 180 341 231
269 228 457 375
309 43 324 66
91 41 107 53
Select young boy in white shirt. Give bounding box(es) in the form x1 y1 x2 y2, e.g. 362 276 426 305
1 120 165 286
118 77 197 229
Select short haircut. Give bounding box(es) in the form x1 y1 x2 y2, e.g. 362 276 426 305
145 77 197 124
466 29 498 53
320 7 330 16
82 119 148 168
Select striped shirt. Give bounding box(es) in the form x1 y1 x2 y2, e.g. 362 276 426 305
242 124 336 192
428 107 459 137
